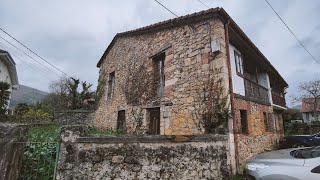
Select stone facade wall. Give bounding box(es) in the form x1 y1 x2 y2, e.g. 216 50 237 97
233 97 283 165
57 127 231 180
95 17 229 135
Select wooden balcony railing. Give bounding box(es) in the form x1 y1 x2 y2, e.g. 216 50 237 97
244 78 270 104
271 91 286 107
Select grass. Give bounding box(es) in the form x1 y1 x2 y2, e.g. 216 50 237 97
232 175 246 180
27 124 61 142
21 124 61 179
86 126 123 136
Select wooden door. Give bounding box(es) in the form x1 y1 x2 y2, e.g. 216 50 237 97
148 108 160 134
117 110 126 131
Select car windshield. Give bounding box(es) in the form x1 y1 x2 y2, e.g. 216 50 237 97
290 146 320 159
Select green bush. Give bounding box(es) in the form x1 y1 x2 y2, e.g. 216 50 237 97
27 124 61 142
20 125 61 179
22 108 51 119
87 126 123 136
311 120 320 125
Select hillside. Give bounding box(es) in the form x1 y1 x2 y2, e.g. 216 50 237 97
9 85 48 108
291 104 302 111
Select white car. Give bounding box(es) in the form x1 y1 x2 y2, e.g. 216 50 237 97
245 146 320 180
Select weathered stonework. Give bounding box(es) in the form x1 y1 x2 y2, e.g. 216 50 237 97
57 127 231 180
0 111 94 125
53 110 94 125
95 18 229 135
233 97 284 166
93 8 288 172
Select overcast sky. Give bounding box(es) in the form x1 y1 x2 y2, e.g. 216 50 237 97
0 0 319 106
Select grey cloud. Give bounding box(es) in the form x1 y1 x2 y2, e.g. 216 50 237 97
0 0 319 107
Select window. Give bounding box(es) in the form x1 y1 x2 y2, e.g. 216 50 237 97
240 110 248 134
117 110 126 132
107 72 115 100
153 53 165 97
234 50 243 76
147 107 160 135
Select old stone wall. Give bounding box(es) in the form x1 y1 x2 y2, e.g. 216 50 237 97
236 133 279 166
57 127 231 180
0 115 52 124
95 17 229 135
53 110 94 125
0 125 27 180
233 97 283 166
0 111 94 125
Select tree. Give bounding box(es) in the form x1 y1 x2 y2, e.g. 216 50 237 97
0 81 11 115
47 77 94 110
65 77 80 109
298 80 320 121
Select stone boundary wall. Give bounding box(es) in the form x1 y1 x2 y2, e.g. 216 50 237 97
53 110 94 125
57 126 231 180
284 123 320 135
0 110 94 125
0 125 27 180
236 133 280 166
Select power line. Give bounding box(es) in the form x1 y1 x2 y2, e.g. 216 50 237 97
0 39 59 79
197 0 209 8
0 27 72 77
0 41 57 81
0 40 57 80
153 0 178 17
264 0 320 64
0 35 62 77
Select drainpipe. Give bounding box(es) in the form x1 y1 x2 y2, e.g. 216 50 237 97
224 20 239 174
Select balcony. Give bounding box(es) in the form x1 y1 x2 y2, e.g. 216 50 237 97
271 91 286 108
244 78 270 104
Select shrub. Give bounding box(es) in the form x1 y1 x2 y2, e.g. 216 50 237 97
0 81 10 115
86 126 123 136
22 108 51 119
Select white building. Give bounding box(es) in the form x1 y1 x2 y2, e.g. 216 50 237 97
0 49 19 109
301 98 320 124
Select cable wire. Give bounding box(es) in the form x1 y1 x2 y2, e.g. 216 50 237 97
0 35 62 77
0 40 57 80
0 39 58 79
0 27 72 77
197 0 210 8
264 0 320 64
153 0 178 17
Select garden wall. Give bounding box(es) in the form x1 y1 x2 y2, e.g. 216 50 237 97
53 110 94 125
0 110 94 125
285 123 320 135
0 125 27 180
57 126 231 180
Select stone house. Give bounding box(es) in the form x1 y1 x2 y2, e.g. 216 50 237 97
95 8 288 169
301 98 320 124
